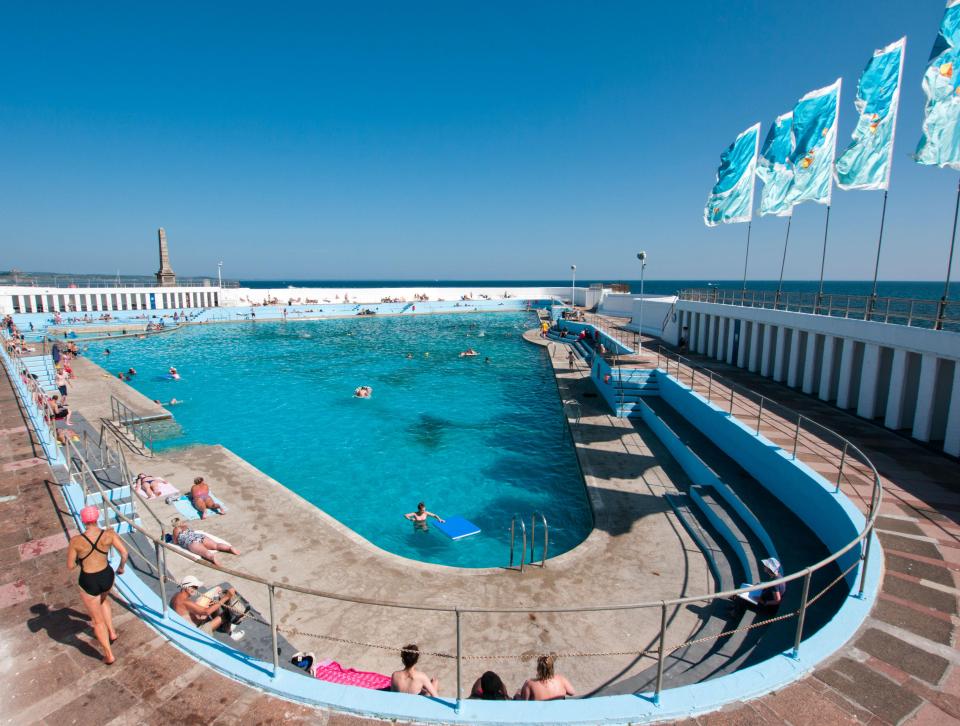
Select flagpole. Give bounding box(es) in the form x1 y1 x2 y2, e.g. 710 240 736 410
775 215 793 309
815 205 832 314
741 221 752 294
866 191 890 321
936 176 960 330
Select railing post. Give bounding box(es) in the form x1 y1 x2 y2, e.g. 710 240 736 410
792 414 802 459
707 371 713 402
835 442 848 493
156 542 168 614
654 602 667 705
269 584 279 677
756 398 764 435
455 609 463 711
858 528 873 599
792 569 813 658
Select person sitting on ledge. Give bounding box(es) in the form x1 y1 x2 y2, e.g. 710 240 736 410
171 575 241 636
470 670 510 700
47 393 73 426
171 518 240 565
190 476 225 519
390 644 439 697
516 654 575 700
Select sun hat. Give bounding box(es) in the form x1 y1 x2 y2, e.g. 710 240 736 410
79 506 100 524
180 575 203 590
761 558 782 576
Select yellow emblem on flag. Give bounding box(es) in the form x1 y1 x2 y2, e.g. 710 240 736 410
941 61 954 78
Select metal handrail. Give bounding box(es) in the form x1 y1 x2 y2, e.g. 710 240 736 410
530 511 549 567
40 351 882 707
509 514 527 573
110 394 155 455
678 287 959 330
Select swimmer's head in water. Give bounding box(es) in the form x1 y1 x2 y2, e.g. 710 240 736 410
417 502 425 512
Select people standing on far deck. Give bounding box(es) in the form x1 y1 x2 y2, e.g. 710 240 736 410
390 644 439 696
515 654 575 700
66 506 129 665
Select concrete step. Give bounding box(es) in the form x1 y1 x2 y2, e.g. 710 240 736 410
85 485 132 506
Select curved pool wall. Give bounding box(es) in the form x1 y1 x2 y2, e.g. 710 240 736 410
91 310 593 568
44 363 881 725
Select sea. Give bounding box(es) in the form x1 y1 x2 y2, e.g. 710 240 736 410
240 279 959 301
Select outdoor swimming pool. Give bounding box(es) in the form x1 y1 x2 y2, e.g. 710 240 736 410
101 311 592 567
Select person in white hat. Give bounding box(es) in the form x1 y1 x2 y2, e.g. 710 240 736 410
170 575 237 634
758 558 785 608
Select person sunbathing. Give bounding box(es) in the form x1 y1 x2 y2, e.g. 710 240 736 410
171 519 239 565
47 394 73 426
134 473 169 498
390 644 439 697
190 476 225 519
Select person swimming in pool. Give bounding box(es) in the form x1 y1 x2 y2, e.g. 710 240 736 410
168 367 180 380
354 386 373 398
459 348 478 357
404 502 444 530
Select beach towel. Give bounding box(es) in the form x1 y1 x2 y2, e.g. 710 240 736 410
311 659 392 690
166 529 232 558
135 479 179 499
172 494 227 520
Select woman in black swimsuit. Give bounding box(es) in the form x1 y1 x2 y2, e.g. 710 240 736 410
66 506 128 664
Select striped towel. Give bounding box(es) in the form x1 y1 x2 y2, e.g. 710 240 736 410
312 659 391 690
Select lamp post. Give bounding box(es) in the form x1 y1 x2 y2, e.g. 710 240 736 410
637 251 647 354
570 265 576 307
217 261 223 289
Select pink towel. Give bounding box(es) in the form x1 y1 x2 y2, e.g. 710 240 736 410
312 659 391 690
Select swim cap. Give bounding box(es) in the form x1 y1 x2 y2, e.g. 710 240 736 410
80 506 100 524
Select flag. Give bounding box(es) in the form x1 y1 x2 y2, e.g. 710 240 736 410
836 37 906 190
704 122 761 226
786 79 842 207
916 1 960 169
757 112 795 217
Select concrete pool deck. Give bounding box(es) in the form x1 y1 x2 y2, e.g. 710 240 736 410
2 319 957 724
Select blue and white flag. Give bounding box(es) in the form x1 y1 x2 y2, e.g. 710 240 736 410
704 122 761 226
757 112 794 217
916 1 960 169
786 79 842 207
836 37 906 190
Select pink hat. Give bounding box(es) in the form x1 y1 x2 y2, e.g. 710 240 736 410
80 506 100 524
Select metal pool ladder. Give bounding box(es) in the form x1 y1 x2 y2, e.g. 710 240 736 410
509 512 549 572
530 511 549 567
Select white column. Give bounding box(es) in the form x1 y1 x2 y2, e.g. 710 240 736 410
884 349 910 430
737 321 750 368
713 318 730 360
802 333 819 395
760 325 775 377
857 344 882 419
944 363 960 457
912 354 940 442
819 336 838 402
697 315 709 354
725 319 737 364
773 327 788 382
787 330 803 388
835 338 857 409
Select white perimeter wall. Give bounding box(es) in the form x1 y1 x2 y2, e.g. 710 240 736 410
599 293 680 341
678 300 960 457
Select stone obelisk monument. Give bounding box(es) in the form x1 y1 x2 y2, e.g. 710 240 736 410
155 227 177 287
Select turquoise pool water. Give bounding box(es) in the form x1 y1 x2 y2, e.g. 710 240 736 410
100 312 592 567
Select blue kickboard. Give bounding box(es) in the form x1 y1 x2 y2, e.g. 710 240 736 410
433 516 481 540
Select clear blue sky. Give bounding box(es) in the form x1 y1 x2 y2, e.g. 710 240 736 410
0 1 955 281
